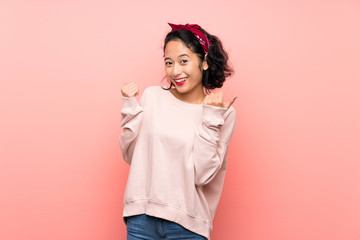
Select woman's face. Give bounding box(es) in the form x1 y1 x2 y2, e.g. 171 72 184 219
164 40 208 95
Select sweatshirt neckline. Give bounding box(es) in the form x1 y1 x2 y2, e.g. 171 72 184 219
164 87 203 109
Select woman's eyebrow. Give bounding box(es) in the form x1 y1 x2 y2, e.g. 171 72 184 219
178 53 190 58
164 54 190 61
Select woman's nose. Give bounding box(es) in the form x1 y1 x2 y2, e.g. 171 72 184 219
172 63 182 76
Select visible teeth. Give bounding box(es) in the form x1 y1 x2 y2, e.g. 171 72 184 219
175 77 187 82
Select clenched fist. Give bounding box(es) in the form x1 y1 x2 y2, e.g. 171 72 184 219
121 82 139 98
202 91 237 109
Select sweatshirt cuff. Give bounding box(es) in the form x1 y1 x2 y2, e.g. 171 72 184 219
202 104 228 127
121 96 141 113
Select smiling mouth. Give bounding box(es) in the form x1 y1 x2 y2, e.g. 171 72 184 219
174 77 187 85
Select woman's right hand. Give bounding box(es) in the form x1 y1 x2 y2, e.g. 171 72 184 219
121 82 139 98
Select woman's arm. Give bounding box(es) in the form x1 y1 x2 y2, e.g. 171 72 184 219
193 102 236 186
118 84 147 164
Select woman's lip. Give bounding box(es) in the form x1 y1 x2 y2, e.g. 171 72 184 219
175 79 186 86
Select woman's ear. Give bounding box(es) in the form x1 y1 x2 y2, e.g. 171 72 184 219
202 54 209 70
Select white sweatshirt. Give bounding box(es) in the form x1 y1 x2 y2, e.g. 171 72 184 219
119 85 236 239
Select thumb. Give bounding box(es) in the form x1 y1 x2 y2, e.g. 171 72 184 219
224 96 237 109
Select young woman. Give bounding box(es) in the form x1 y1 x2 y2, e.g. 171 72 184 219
119 23 237 240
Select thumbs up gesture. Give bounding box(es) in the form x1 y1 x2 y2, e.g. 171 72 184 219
202 91 237 109
121 82 139 98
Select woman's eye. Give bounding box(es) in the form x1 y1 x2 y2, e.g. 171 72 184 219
181 60 188 64
165 62 172 66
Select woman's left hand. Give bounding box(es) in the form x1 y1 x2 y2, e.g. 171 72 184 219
202 91 237 109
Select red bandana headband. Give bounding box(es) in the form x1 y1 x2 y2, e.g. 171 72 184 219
168 22 211 54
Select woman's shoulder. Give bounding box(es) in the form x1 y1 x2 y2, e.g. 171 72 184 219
143 85 166 94
141 85 169 98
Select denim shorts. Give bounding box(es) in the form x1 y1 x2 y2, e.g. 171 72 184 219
125 214 207 240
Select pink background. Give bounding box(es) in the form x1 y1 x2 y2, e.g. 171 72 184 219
1 0 359 239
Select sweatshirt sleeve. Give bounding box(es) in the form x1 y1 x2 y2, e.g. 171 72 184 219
118 88 147 165
193 104 236 186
